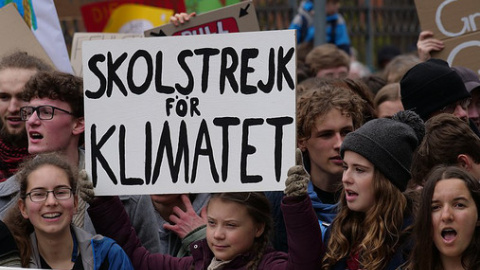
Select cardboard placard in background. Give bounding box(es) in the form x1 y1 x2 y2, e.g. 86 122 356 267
0 3 54 68
70 32 144 76
82 30 296 196
414 0 480 74
144 1 258 37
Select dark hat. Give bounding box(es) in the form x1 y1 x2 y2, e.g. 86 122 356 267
452 66 480 93
340 110 424 191
400 58 470 121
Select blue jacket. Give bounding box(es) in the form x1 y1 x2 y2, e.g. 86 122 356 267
289 0 351 54
307 182 337 238
29 226 133 270
266 181 338 252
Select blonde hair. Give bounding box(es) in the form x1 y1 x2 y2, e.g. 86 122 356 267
305 44 350 76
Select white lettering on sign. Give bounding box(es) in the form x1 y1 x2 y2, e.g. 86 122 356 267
446 40 480 75
436 0 480 37
181 21 229 36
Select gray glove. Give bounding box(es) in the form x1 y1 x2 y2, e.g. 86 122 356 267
78 169 95 203
284 148 309 197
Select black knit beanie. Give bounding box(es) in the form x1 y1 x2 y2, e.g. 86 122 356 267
340 110 425 192
400 58 470 121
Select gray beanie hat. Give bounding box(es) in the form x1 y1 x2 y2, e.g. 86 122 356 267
340 110 425 191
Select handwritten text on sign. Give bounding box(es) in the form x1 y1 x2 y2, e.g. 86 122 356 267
82 30 296 195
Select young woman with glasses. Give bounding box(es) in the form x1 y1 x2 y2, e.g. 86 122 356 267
3 153 133 269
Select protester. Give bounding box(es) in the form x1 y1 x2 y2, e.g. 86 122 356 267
373 83 403 118
150 193 210 256
322 110 424 269
0 70 161 253
400 58 480 136
360 74 387 96
289 0 351 55
405 165 480 270
410 113 480 188
452 66 480 130
0 51 53 182
305 44 351 79
267 83 365 252
3 153 133 269
330 78 376 122
382 54 420 83
79 159 323 269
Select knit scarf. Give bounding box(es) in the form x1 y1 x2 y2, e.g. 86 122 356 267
0 138 29 182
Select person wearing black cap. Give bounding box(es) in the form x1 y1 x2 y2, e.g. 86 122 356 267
452 66 480 130
400 58 480 137
322 110 424 270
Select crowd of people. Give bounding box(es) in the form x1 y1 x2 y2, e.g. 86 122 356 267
0 2 479 270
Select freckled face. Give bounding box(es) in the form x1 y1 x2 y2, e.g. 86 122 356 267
206 198 264 261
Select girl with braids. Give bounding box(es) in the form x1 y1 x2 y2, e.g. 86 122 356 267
404 166 480 270
78 151 323 269
322 110 424 270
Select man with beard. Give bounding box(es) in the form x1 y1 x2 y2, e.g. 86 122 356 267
0 52 52 182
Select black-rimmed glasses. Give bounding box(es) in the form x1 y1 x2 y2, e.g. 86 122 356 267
25 187 73 203
20 105 74 121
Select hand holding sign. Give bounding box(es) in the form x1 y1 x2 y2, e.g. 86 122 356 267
284 149 310 197
170 12 196 26
417 30 445 61
163 194 207 239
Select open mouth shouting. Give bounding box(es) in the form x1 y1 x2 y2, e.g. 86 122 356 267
441 228 457 244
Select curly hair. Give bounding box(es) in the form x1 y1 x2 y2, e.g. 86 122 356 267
3 153 78 267
405 166 480 270
296 83 365 143
206 192 272 270
22 70 84 118
322 169 412 270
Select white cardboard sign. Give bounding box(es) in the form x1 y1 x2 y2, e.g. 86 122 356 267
82 30 296 195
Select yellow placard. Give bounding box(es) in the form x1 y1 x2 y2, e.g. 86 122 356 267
103 4 173 33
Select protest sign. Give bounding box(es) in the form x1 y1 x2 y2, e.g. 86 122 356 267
103 4 173 33
82 30 296 195
144 1 258 37
414 0 480 73
0 3 54 68
80 0 185 32
70 32 144 76
0 0 75 73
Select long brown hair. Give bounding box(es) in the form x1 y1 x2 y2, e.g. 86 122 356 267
322 169 412 270
3 153 78 267
405 166 480 270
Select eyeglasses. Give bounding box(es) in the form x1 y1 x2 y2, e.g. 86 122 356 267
25 187 73 203
439 98 471 113
20 105 74 121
